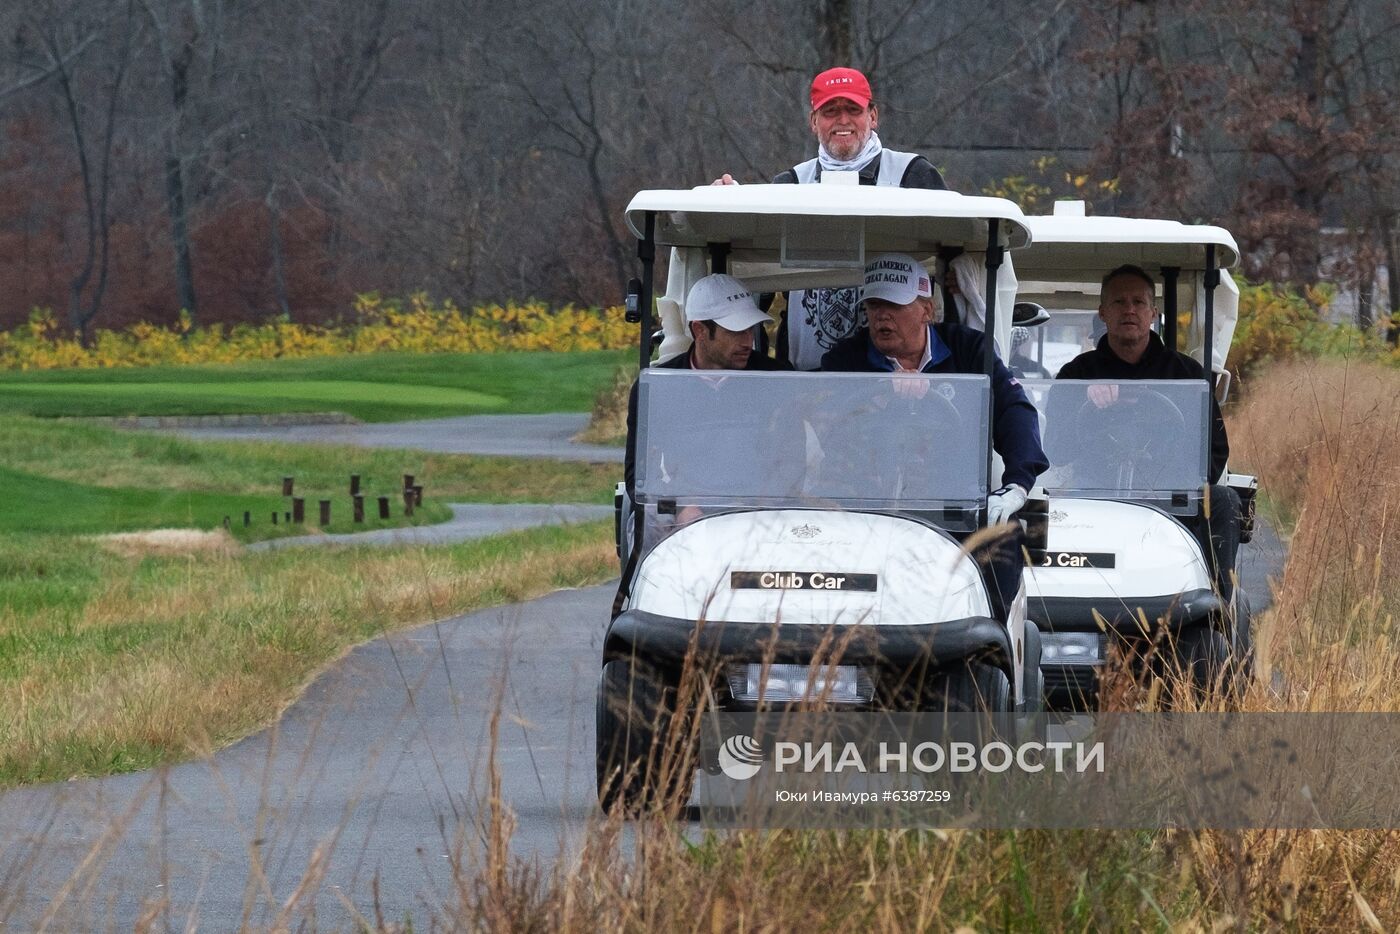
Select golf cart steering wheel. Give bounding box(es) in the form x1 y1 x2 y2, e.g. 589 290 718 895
881 385 966 494
1073 387 1188 490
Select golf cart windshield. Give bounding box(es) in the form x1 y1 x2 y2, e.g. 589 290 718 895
635 370 990 513
1021 378 1211 509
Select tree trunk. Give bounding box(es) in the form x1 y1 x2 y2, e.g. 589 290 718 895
1291 19 1324 284
1357 262 1373 331
164 146 197 318
819 0 852 65
268 187 290 319
1382 212 1400 346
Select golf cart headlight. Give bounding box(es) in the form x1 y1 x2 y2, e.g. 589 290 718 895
726 663 874 703
1041 633 1105 665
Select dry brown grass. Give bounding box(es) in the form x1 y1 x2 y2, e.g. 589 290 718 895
0 522 616 785
1227 359 1400 711
574 363 635 445
93 527 242 559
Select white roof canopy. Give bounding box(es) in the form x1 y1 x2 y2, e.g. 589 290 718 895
625 185 1032 256
1019 213 1239 279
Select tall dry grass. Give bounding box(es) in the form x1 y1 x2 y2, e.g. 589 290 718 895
1227 359 1400 710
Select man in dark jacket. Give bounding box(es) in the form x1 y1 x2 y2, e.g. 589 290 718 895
1056 264 1240 596
821 253 1050 619
714 67 948 369
624 274 790 496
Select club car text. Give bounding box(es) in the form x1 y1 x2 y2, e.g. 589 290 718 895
731 571 878 592
1037 551 1116 569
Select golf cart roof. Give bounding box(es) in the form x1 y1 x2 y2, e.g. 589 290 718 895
1020 206 1239 279
625 185 1032 254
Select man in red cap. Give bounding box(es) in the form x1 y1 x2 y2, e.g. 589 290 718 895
714 67 948 369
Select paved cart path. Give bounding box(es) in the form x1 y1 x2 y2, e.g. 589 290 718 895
0 520 1285 930
163 413 624 463
248 502 613 552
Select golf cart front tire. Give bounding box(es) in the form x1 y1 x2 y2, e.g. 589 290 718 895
935 662 1013 713
1174 619 1250 704
595 658 689 816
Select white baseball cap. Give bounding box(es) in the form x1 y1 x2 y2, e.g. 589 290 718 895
684 274 771 331
860 253 933 306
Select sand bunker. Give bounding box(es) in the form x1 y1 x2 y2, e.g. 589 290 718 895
95 528 242 558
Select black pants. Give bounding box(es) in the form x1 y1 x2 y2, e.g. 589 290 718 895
1193 485 1241 601
956 525 1025 622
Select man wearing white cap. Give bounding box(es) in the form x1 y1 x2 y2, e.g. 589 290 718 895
624 274 789 494
821 253 1048 619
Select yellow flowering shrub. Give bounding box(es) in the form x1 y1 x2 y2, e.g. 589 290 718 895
0 297 633 370
1229 282 1385 378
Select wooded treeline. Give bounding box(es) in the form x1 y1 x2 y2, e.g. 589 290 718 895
2 0 1397 338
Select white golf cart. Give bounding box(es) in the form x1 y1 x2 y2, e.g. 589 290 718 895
1012 202 1258 706
598 184 1043 812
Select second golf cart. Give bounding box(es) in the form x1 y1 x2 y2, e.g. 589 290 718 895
1012 202 1258 706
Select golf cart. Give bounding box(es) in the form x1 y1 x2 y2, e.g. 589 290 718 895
597 183 1042 812
1012 201 1258 707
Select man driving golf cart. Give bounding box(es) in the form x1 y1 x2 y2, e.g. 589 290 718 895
1056 264 1240 601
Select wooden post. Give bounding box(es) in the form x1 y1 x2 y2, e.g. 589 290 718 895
353 495 365 523
282 476 294 496
272 511 279 525
222 515 230 530
377 495 390 519
243 511 250 527
292 498 305 524
402 490 415 516
412 484 424 506
402 473 415 494
284 511 291 523
319 500 331 526
349 474 361 496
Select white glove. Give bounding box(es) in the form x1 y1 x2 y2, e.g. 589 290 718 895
986 484 1028 526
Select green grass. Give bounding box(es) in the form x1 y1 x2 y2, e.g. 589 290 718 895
0 349 628 421
0 416 618 540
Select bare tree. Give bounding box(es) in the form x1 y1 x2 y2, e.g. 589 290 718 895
17 0 137 341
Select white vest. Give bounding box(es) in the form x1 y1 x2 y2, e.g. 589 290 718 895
786 149 921 370
790 148 920 186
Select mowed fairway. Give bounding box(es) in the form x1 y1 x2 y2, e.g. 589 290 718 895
0 350 624 539
0 379 509 415
0 349 628 421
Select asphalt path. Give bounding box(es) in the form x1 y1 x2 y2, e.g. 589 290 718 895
0 519 1286 931
164 413 624 463
248 503 613 552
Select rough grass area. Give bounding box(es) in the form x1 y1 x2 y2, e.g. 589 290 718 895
0 520 615 787
0 349 628 421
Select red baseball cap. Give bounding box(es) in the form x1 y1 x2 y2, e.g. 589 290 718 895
810 67 872 110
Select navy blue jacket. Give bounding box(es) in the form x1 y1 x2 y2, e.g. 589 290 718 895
819 322 1049 491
